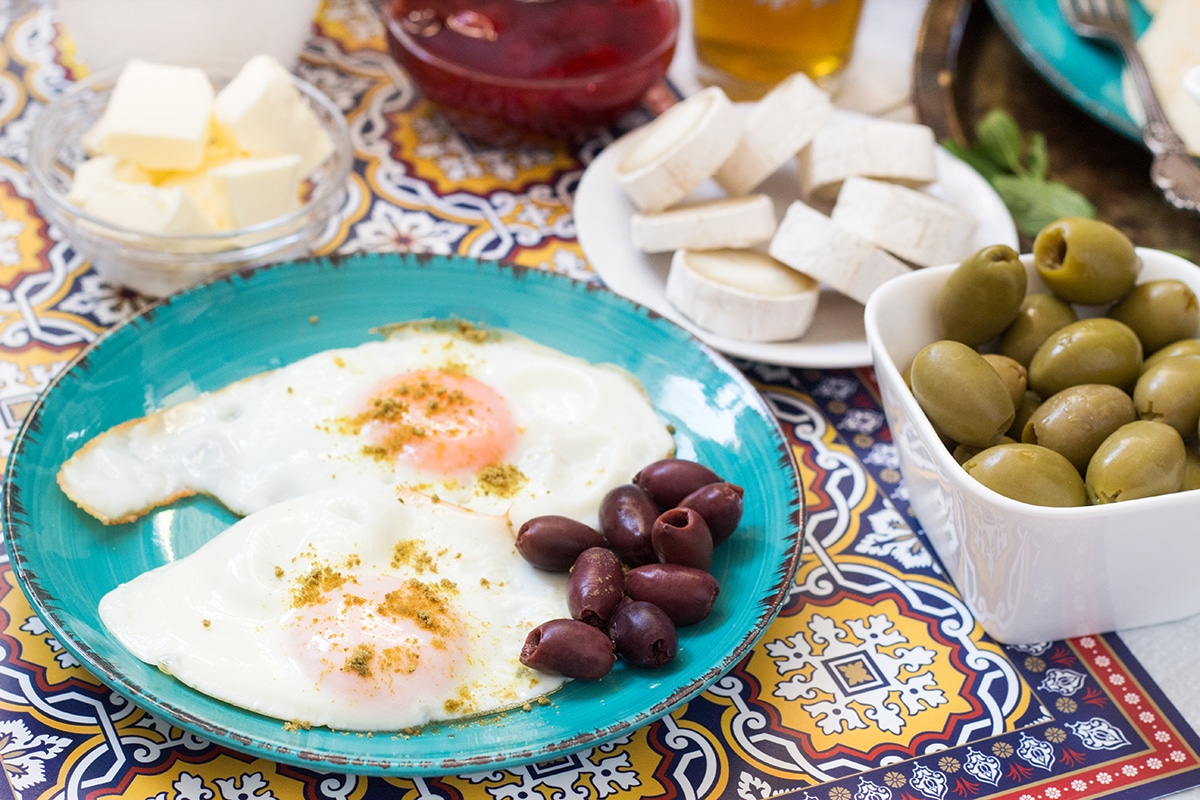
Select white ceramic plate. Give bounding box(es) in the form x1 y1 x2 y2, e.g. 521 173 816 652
574 109 1019 368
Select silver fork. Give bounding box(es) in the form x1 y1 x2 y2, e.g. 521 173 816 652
1060 0 1200 213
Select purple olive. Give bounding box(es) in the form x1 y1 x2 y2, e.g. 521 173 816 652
567 547 625 627
520 618 615 680
624 563 719 626
598 484 658 566
651 507 713 571
633 458 722 509
677 482 744 546
608 600 677 668
516 515 606 572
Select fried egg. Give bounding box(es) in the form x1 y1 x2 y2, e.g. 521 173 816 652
99 486 571 731
58 323 675 529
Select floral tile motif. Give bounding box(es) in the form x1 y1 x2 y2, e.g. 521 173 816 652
0 3 1196 799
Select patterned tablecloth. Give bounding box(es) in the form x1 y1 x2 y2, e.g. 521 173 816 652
1 2 1199 799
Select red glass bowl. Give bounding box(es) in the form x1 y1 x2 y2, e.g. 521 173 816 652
381 0 679 143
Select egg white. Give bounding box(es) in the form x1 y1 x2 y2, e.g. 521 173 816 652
58 324 675 529
99 485 571 731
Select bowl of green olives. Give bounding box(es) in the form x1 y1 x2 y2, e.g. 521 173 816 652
864 217 1200 644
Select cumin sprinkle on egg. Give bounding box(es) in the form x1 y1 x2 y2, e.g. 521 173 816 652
477 463 526 497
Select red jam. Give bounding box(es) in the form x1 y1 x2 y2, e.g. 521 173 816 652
382 0 679 143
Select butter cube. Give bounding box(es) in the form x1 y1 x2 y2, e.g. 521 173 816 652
213 54 333 175
67 156 150 206
98 59 214 171
208 154 302 229
82 182 217 236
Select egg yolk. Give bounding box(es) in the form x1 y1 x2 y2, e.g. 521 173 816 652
355 369 517 475
286 574 468 710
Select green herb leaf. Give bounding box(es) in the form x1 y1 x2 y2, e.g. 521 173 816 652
992 175 1096 238
941 140 1004 183
1026 131 1049 182
975 110 1025 176
940 109 1095 237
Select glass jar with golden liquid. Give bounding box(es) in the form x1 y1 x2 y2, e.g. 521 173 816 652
692 0 864 100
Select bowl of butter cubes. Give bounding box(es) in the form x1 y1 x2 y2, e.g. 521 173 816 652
29 55 352 296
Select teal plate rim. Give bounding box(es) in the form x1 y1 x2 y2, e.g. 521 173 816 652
984 0 1150 145
2 252 806 777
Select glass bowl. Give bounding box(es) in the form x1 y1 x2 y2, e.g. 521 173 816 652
380 0 679 144
28 62 353 297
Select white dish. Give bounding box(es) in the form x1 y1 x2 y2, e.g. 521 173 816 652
574 108 1019 368
865 247 1200 644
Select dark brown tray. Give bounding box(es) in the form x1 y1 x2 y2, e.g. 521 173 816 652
913 0 1200 257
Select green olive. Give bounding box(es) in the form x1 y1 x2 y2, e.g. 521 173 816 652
1007 390 1043 440
1185 447 1200 492
1085 420 1186 504
962 443 1088 507
1020 384 1136 474
936 245 1027 346
1027 317 1143 398
999 293 1079 367
953 435 1015 465
910 340 1016 448
1143 338 1200 373
1108 279 1200 354
1133 354 1200 439
982 353 1027 411
1033 217 1139 305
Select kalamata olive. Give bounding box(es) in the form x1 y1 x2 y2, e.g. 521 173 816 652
676 482 743 546
982 353 1028 411
608 600 677 668
1027 317 1143 398
598 484 658 566
1108 279 1200 355
936 244 1027 346
962 443 1088 507
999 293 1078 367
1144 338 1200 373
1033 217 1139 305
625 563 719 626
633 458 722 508
651 507 713 570
1133 355 1200 438
516 515 607 572
567 547 625 627
1086 420 1186 504
910 340 1015 448
1021 384 1136 474
520 618 615 680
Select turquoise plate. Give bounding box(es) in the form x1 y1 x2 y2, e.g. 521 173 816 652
2 253 805 777
984 0 1150 143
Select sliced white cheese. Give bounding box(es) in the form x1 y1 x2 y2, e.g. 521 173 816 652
830 176 978 267
97 59 215 171
665 248 820 342
615 86 743 212
1133 0 1200 156
213 54 333 175
768 200 910 305
630 194 777 253
714 72 833 197
798 119 938 204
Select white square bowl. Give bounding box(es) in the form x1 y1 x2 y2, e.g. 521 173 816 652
864 248 1200 644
